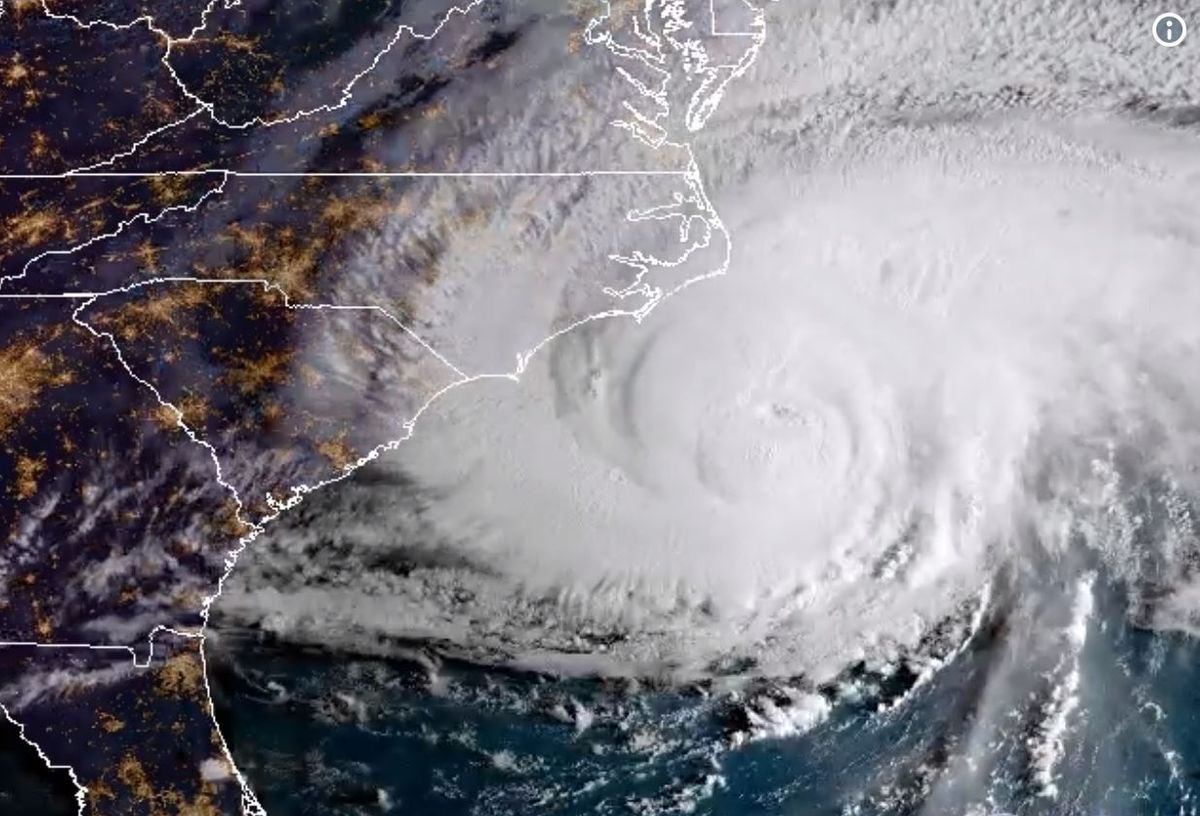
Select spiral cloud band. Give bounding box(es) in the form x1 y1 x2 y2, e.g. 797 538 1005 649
220 1 1200 686
382 118 1200 676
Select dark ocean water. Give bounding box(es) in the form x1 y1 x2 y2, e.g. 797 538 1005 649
200 566 1200 816
5 566 1200 815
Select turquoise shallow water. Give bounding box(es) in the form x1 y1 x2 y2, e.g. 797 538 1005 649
207 562 1200 816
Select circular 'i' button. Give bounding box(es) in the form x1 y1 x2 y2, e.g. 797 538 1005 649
1153 12 1188 47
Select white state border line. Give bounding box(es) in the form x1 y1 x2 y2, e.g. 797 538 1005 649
0 171 689 179
0 624 206 815
74 276 469 379
0 626 202 670
708 0 765 38
0 161 730 814
0 1 767 813
0 173 230 291
0 170 691 293
0 293 107 298
0 0 488 179
30 0 490 170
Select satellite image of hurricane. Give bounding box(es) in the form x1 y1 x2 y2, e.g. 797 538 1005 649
1 0 1199 814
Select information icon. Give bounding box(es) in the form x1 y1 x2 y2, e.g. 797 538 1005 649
1153 12 1188 47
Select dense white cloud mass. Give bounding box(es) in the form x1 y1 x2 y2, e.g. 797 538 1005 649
381 119 1200 676
219 0 1200 683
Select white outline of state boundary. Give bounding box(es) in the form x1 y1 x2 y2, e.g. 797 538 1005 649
0 0 769 813
0 170 688 179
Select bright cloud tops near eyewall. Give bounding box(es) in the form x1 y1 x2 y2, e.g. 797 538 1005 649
216 1 1200 683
